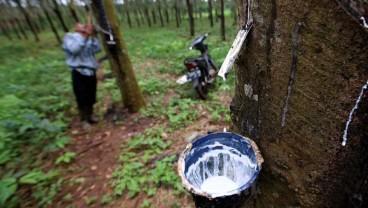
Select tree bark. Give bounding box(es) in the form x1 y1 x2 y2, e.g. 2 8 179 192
186 0 195 36
14 17 28 40
232 0 368 207
208 0 214 27
9 18 22 40
144 7 152 27
134 9 141 27
92 0 145 113
15 0 39 42
124 0 132 28
52 0 69 32
42 5 61 44
232 0 238 25
157 0 165 27
69 0 80 23
0 20 12 40
220 0 225 40
174 0 180 27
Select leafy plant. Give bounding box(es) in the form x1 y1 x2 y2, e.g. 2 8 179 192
55 151 76 165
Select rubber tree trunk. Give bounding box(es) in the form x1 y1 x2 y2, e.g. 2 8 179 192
232 0 368 207
91 0 145 113
15 17 28 40
124 0 132 28
69 0 80 23
134 9 141 27
163 0 169 24
207 0 214 27
232 0 237 25
174 0 180 27
15 0 39 42
0 20 12 40
9 18 22 40
186 0 195 36
42 6 61 44
151 10 157 25
144 7 152 27
220 0 225 40
52 0 69 32
157 0 164 27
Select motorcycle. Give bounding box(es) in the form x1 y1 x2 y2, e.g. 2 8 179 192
176 34 218 99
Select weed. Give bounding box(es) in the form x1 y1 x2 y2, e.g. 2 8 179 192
100 193 114 205
55 151 76 165
111 127 181 198
84 195 98 205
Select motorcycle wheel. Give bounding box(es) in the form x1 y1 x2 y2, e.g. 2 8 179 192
195 83 208 100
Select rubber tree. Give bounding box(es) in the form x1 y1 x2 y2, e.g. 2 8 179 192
40 0 61 43
51 0 69 32
231 0 368 207
174 0 180 27
207 0 214 27
157 0 164 27
69 0 80 23
4 0 29 40
91 0 145 113
220 0 225 40
14 0 39 41
123 0 132 28
186 0 195 36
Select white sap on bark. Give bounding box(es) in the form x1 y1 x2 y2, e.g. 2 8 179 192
342 80 368 146
185 142 257 197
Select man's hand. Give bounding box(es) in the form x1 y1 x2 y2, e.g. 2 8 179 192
85 23 94 37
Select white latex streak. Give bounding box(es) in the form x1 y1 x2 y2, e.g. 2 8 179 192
342 80 368 146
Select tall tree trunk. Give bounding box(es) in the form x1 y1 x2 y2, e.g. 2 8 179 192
157 0 164 27
151 10 157 24
0 20 12 40
232 0 237 25
163 0 169 24
174 1 180 27
139 9 146 24
15 0 39 42
232 0 368 207
52 0 69 32
9 18 22 40
124 0 132 28
134 9 141 27
26 0 41 33
126 10 132 28
91 0 145 113
42 6 61 44
69 0 80 23
208 0 214 27
144 7 152 27
220 0 225 40
186 0 195 36
15 17 28 40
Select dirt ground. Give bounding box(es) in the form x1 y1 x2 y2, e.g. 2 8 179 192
52 90 232 208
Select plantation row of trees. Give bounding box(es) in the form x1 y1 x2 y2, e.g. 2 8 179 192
0 0 238 42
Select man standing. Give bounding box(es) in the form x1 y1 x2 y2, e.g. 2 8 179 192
62 23 101 127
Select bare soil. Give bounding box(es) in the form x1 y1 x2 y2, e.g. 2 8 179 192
53 59 233 208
